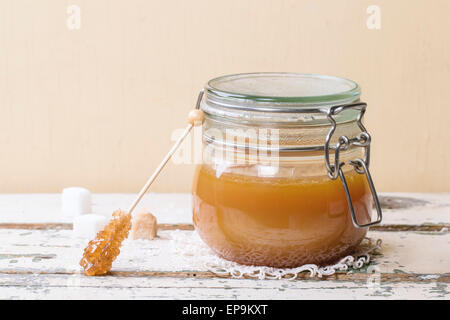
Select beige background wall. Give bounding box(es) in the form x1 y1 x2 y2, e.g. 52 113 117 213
0 0 449 193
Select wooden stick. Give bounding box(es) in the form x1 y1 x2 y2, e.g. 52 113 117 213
127 90 205 215
127 124 193 214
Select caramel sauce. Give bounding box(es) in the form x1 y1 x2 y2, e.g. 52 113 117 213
193 165 371 267
80 209 131 276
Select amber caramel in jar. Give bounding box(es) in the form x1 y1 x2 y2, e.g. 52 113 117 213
193 73 381 267
193 165 371 267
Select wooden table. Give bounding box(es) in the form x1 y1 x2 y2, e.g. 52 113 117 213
0 193 448 299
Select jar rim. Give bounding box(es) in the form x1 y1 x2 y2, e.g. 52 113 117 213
206 72 360 105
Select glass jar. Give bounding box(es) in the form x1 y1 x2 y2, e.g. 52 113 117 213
192 73 382 268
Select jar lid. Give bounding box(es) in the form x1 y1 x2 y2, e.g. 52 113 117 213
203 73 361 126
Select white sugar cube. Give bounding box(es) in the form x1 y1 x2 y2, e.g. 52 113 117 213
61 187 92 217
73 214 108 239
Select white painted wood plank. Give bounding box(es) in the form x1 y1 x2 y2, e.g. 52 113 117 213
0 193 449 225
0 193 192 224
379 192 450 225
371 231 450 274
0 274 447 300
0 229 448 276
1 193 447 300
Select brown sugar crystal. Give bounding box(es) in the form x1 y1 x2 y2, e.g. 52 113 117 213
79 209 131 276
131 211 158 240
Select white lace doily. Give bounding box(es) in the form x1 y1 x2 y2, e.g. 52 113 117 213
169 230 382 280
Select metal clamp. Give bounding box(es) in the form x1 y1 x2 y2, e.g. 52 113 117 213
195 89 204 110
321 102 382 228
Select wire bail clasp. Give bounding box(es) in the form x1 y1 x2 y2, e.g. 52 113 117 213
322 102 382 229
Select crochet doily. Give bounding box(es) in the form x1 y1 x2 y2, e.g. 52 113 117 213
169 230 382 280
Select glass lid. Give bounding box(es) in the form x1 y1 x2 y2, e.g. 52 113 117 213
202 73 362 126
206 72 360 104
